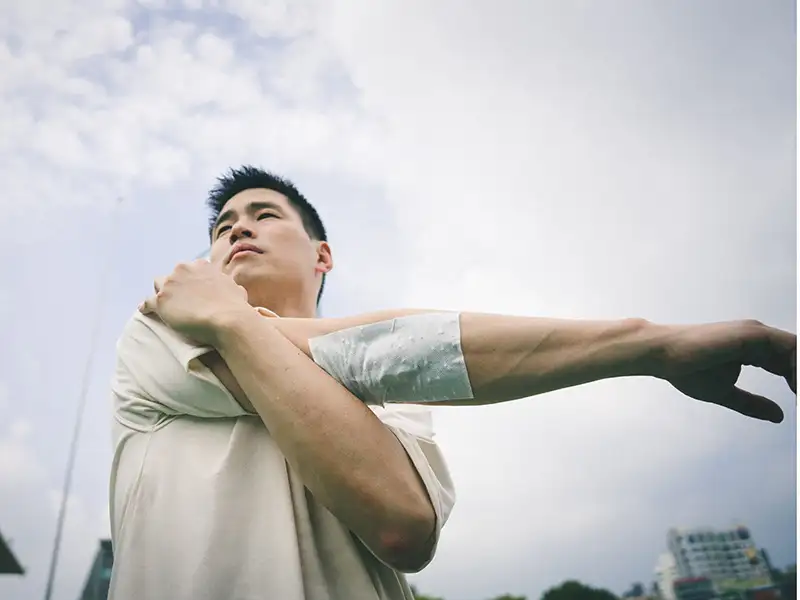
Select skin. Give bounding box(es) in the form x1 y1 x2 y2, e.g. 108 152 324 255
141 187 796 570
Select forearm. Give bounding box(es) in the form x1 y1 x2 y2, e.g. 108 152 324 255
212 310 435 568
271 311 664 405
455 314 662 404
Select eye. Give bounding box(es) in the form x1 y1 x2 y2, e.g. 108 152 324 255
216 224 231 237
257 212 277 220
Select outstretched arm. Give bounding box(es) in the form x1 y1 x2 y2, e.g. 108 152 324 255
209 309 795 422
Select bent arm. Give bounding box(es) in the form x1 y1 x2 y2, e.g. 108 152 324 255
212 312 438 572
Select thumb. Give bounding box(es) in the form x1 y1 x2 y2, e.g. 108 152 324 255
255 307 279 318
138 296 158 316
717 387 784 424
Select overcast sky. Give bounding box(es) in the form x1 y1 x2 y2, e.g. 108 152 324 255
0 1 795 599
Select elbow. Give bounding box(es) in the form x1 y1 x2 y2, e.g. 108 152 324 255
375 503 437 573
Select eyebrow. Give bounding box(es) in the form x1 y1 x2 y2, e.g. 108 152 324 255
212 200 284 236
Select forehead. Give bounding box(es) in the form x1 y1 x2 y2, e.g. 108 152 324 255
219 188 295 215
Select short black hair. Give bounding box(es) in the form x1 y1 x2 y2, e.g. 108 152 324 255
207 165 329 303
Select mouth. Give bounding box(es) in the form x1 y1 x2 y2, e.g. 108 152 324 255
228 244 263 263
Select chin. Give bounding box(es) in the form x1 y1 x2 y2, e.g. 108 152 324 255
231 268 257 288
231 267 273 299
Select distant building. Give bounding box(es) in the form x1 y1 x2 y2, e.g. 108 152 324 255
672 576 716 600
777 566 796 600
757 549 777 580
667 525 771 586
743 585 782 600
655 552 679 600
0 530 24 575
79 539 113 600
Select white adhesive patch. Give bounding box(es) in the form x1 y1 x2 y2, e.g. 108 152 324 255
308 312 474 405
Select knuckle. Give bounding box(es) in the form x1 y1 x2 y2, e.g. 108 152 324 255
738 319 769 344
740 319 765 331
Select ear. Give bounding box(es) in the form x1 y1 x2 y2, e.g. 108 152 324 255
315 241 333 274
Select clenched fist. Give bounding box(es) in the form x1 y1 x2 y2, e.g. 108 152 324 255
139 259 252 346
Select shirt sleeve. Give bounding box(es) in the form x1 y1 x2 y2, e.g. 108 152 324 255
369 403 456 572
112 311 248 432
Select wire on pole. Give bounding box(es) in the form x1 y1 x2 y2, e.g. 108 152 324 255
42 197 123 600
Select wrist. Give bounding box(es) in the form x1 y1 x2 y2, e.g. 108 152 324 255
209 306 264 348
621 318 669 379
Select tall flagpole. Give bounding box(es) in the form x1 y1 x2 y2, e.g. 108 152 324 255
43 197 123 600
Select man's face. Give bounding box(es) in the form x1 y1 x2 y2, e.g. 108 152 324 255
208 188 329 305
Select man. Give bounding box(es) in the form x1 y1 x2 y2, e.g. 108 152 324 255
110 165 795 600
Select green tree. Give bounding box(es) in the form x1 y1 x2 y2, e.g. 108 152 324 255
541 580 618 600
410 584 445 600
488 595 527 600
622 583 645 597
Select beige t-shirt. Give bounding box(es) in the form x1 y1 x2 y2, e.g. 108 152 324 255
109 312 456 600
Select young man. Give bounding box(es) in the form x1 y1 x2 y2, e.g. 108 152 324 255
110 166 796 600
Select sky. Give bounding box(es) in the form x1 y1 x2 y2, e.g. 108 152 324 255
0 1 795 599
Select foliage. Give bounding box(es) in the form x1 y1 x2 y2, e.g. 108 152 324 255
622 582 644 597
412 579 621 600
410 584 446 600
411 584 527 600
541 580 618 600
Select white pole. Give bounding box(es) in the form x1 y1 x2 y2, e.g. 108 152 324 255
43 197 123 600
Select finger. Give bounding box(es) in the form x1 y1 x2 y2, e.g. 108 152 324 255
742 325 797 393
255 307 279 318
138 296 158 315
717 387 784 424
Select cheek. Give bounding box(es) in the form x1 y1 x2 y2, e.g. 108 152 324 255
271 232 310 260
208 245 227 265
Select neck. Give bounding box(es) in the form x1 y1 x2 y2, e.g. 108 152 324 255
248 291 317 318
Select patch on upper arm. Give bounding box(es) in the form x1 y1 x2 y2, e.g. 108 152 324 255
308 312 474 406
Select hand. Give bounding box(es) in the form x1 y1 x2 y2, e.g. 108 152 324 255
657 320 796 423
139 259 252 346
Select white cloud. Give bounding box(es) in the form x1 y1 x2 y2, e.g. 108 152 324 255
0 1 794 599
0 1 386 218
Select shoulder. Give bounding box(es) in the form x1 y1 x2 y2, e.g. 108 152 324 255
116 310 211 369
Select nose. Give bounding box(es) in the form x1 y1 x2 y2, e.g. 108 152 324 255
230 220 255 243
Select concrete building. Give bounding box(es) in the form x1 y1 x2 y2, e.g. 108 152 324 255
667 525 771 585
672 577 717 600
79 539 113 600
655 552 679 600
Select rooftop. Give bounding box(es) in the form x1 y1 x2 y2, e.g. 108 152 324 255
0 531 24 575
